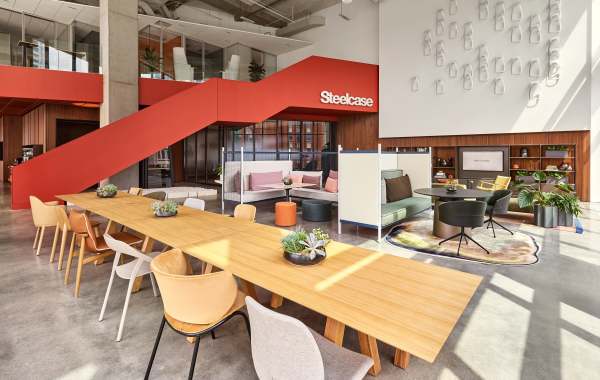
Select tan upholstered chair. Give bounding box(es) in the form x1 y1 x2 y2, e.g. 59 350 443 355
30 196 61 257
477 176 511 191
53 207 102 270
128 187 143 196
65 210 142 297
146 249 249 379
234 204 256 222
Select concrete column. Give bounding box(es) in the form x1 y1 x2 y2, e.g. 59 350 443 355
99 0 139 189
590 0 600 202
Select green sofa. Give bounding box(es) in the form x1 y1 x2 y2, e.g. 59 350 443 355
380 169 431 227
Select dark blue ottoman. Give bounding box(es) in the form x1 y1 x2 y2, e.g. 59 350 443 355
302 199 332 222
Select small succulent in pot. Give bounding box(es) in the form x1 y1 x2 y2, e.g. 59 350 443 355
282 176 293 186
282 228 328 265
152 200 178 217
96 184 118 198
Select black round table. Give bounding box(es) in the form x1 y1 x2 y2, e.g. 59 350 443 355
414 188 492 238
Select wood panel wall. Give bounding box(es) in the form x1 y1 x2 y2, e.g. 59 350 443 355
336 113 591 201
22 105 46 149
1 116 23 182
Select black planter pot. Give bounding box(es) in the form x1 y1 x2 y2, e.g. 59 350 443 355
284 250 326 266
96 191 117 198
154 210 177 217
557 210 574 227
534 205 558 228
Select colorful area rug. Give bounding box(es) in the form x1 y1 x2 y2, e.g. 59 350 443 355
386 219 539 265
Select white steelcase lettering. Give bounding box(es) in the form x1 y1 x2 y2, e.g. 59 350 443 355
320 90 374 107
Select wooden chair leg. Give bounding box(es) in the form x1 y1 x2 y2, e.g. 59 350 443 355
49 225 60 263
64 235 77 284
33 227 40 249
74 237 86 297
57 228 68 270
36 226 46 256
203 263 214 274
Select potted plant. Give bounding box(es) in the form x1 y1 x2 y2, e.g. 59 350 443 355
544 145 569 158
282 176 293 186
96 184 118 198
515 170 534 185
248 60 265 82
281 228 330 266
553 183 582 227
546 171 567 185
151 200 178 217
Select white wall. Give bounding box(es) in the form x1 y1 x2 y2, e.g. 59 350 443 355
379 0 592 138
277 0 379 69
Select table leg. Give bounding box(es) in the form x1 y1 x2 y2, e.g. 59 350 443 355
133 236 154 293
270 293 284 309
323 318 345 346
358 332 382 376
393 349 411 369
105 220 116 235
240 279 258 300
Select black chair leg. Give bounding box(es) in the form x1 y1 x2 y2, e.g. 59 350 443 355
493 219 514 235
188 335 201 380
464 233 490 254
490 219 496 238
235 310 252 339
439 232 462 246
145 317 166 380
211 330 216 340
456 233 463 256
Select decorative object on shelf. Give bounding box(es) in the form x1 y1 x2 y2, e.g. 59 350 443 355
448 157 454 167
445 183 458 193
447 173 455 179
449 21 459 39
558 162 572 171
528 82 541 107
96 184 118 198
493 78 506 95
520 147 529 157
423 30 433 56
518 171 558 227
529 15 542 44
495 56 506 74
495 1 506 31
549 0 561 34
281 228 329 266
434 170 448 179
511 57 523 75
282 176 293 186
529 59 541 79
480 66 490 83
436 9 446 36
463 64 474 90
511 2 523 22
547 37 560 87
435 79 446 95
512 163 520 169
479 0 490 20
411 76 421 92
449 0 459 16
544 145 569 158
435 41 446 67
464 22 474 50
511 25 523 43
152 200 178 217
448 61 458 78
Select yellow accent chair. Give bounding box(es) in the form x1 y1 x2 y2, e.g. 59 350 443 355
477 176 511 191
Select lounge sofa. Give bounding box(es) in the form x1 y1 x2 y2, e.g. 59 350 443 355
380 169 430 227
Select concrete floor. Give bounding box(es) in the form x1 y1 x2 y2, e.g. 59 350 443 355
1 186 599 380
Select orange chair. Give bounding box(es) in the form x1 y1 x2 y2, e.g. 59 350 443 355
233 204 256 222
275 202 297 227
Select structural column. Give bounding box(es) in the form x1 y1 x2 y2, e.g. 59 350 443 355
590 0 600 202
99 0 139 188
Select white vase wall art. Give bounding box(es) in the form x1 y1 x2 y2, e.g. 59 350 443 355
449 22 459 39
435 79 446 95
436 9 446 36
495 57 506 74
512 2 523 23
449 61 459 78
547 38 560 86
449 0 459 15
529 59 542 79
511 25 523 43
479 0 490 20
464 22 474 51
463 64 474 90
435 41 446 67
495 1 506 31
528 82 542 107
547 62 560 86
530 15 542 44
411 76 421 92
549 0 561 34
511 57 522 75
423 30 433 56
480 65 490 82
493 78 506 95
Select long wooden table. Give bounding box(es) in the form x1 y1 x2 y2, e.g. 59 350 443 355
58 192 482 375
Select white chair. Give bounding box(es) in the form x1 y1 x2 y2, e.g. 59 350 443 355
223 54 240 80
183 198 205 211
173 47 194 81
99 234 160 341
245 297 373 380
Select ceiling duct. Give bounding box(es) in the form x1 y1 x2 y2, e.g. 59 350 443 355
275 15 326 37
138 1 155 16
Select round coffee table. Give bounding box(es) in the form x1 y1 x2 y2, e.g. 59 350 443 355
302 199 332 222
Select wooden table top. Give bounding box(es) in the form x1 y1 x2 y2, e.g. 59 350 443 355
59 191 482 364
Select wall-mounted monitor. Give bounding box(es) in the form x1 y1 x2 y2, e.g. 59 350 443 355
458 146 509 179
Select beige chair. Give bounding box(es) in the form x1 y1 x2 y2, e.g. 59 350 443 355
53 207 101 270
145 249 250 379
65 211 142 297
128 187 143 196
477 175 511 191
30 196 61 257
234 204 256 222
246 297 373 380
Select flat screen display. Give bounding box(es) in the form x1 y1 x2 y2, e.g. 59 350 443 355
462 151 504 172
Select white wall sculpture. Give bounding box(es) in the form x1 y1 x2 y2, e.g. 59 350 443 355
512 2 523 22
449 22 459 39
449 0 459 15
435 79 445 95
464 22 474 50
463 64 474 90
449 61 458 78
479 45 490 82
411 76 421 92
495 1 506 31
423 30 433 56
436 41 446 66
511 25 523 43
511 57 522 75
528 82 541 107
530 15 542 44
479 0 490 20
549 0 561 34
529 58 541 79
436 9 446 36
547 37 560 86
493 78 506 95
495 56 506 74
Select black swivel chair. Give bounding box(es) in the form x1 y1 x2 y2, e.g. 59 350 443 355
438 200 489 255
484 190 514 238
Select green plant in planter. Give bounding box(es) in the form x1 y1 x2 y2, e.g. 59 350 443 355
546 145 568 151
546 171 566 183
151 200 178 216
518 183 559 227
282 228 328 260
96 184 118 197
248 60 265 82
552 192 582 218
215 165 223 177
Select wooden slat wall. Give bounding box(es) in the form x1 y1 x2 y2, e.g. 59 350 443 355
336 114 591 201
22 104 46 150
1 115 23 182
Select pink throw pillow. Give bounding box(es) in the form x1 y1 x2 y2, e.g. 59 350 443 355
249 171 283 191
324 177 338 193
291 173 303 184
302 175 321 188
328 170 338 180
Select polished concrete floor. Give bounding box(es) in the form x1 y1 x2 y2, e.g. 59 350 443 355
1 186 599 379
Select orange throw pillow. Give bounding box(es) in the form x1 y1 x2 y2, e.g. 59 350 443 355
324 177 338 193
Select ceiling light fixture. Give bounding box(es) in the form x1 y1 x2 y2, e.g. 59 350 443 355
342 0 353 3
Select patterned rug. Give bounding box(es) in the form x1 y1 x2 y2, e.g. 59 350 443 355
386 218 539 265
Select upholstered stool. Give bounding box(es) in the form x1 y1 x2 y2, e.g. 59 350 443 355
275 202 297 227
302 199 332 222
